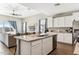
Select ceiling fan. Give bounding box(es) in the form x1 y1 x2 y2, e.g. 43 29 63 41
10 10 22 16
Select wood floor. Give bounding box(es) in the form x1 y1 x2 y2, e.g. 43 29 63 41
0 42 75 55
50 43 75 55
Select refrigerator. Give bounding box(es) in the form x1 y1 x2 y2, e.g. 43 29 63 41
39 18 48 34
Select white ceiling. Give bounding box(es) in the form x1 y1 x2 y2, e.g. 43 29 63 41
0 3 79 18
21 3 79 16
0 3 40 18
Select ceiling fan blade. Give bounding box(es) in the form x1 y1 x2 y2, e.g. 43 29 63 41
13 14 22 16
9 13 21 16
9 10 22 16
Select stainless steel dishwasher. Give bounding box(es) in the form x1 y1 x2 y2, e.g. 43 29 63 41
53 35 57 50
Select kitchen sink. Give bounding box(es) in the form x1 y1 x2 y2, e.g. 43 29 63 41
37 34 48 37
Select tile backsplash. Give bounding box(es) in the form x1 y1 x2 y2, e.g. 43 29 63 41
48 27 73 33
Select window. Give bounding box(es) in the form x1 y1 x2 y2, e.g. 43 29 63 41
0 21 15 33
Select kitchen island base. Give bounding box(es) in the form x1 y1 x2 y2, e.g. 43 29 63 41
15 34 57 55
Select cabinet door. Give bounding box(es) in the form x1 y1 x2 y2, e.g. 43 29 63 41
58 17 64 27
63 34 72 44
54 17 64 27
20 41 31 55
42 37 52 55
64 16 74 27
73 12 79 21
54 18 59 27
31 44 42 55
47 17 53 28
57 33 63 42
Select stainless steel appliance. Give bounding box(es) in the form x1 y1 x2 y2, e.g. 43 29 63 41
73 29 79 42
39 18 48 34
53 35 57 50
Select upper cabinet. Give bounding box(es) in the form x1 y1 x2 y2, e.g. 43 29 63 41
54 15 74 27
64 16 74 27
47 17 53 28
54 18 59 27
58 17 64 27
54 17 64 27
73 12 79 21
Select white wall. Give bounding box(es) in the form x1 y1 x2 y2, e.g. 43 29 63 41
23 13 48 33
23 13 53 33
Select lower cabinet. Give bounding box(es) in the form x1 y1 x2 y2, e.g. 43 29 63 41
57 33 72 44
42 37 52 55
31 44 42 55
57 33 63 42
20 36 53 55
31 40 42 55
63 33 72 44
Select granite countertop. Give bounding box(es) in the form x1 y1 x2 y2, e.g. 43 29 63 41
14 32 57 42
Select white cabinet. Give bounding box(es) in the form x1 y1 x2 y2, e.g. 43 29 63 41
54 18 59 27
74 17 79 21
20 36 53 55
57 33 72 44
63 33 72 44
73 12 79 21
47 17 53 28
73 21 79 29
42 37 52 55
64 16 74 27
31 40 42 55
54 17 64 27
54 16 74 27
58 17 64 27
31 44 42 55
20 40 42 55
20 41 31 55
57 33 63 42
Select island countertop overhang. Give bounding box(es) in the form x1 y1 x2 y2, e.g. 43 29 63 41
14 32 57 42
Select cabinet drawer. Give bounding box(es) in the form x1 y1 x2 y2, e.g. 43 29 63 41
32 40 41 46
31 44 42 55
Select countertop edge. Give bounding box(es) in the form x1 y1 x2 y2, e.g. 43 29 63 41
14 34 57 42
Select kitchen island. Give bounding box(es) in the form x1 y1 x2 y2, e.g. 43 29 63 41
15 32 57 55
